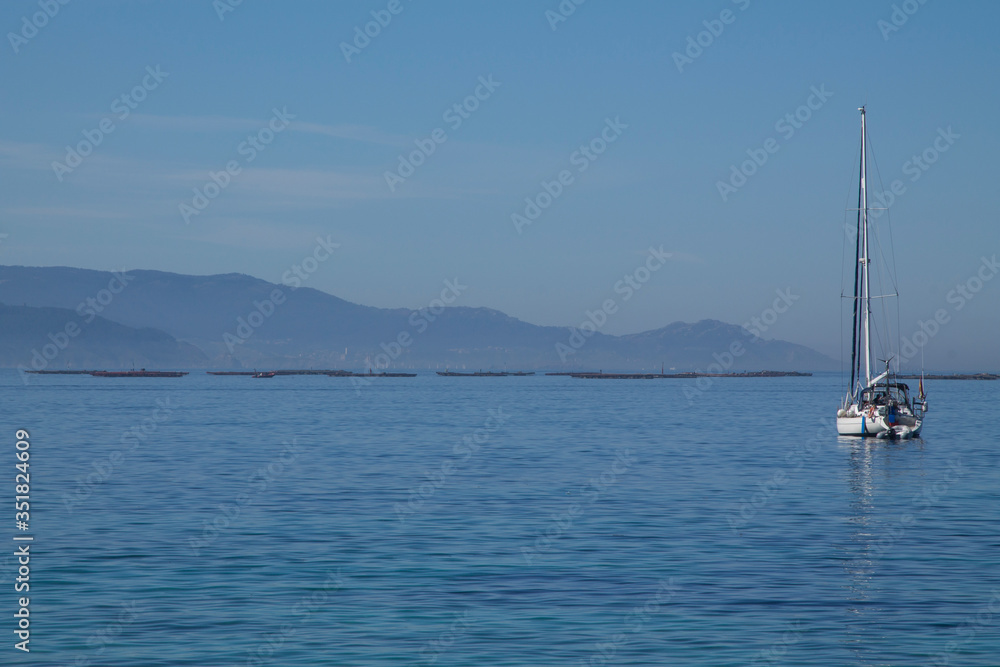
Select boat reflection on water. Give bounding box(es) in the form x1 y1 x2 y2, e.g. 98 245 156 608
840 436 926 662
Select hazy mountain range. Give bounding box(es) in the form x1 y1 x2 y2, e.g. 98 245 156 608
0 265 837 371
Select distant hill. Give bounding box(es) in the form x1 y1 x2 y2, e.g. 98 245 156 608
0 303 208 371
619 320 834 371
0 265 837 371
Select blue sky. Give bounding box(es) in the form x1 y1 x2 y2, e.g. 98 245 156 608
1 0 998 369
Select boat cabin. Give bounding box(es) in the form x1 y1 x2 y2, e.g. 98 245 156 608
861 382 912 408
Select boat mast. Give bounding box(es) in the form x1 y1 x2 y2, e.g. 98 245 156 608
859 106 872 388
848 120 864 397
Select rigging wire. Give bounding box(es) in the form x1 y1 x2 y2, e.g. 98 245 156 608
876 151 904 374
840 137 862 387
865 120 902 371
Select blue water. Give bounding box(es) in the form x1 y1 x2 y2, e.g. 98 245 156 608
2 370 998 665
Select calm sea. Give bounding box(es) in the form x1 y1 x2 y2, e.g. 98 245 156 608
2 370 998 666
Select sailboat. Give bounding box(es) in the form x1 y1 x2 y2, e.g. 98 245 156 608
836 107 928 438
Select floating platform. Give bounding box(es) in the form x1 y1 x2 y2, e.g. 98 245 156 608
337 371 417 377
207 370 342 376
436 371 534 377
896 373 998 380
569 371 812 379
23 370 98 374
206 370 417 378
573 373 692 379
90 370 188 378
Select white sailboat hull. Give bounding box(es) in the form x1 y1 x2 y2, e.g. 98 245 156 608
836 412 922 438
836 414 885 436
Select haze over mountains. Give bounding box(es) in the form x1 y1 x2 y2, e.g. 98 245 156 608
0 265 836 371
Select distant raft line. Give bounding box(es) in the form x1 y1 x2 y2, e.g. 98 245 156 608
436 371 535 376
26 369 808 378
206 370 417 377
896 373 998 380
553 371 812 379
23 370 995 380
23 370 188 377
